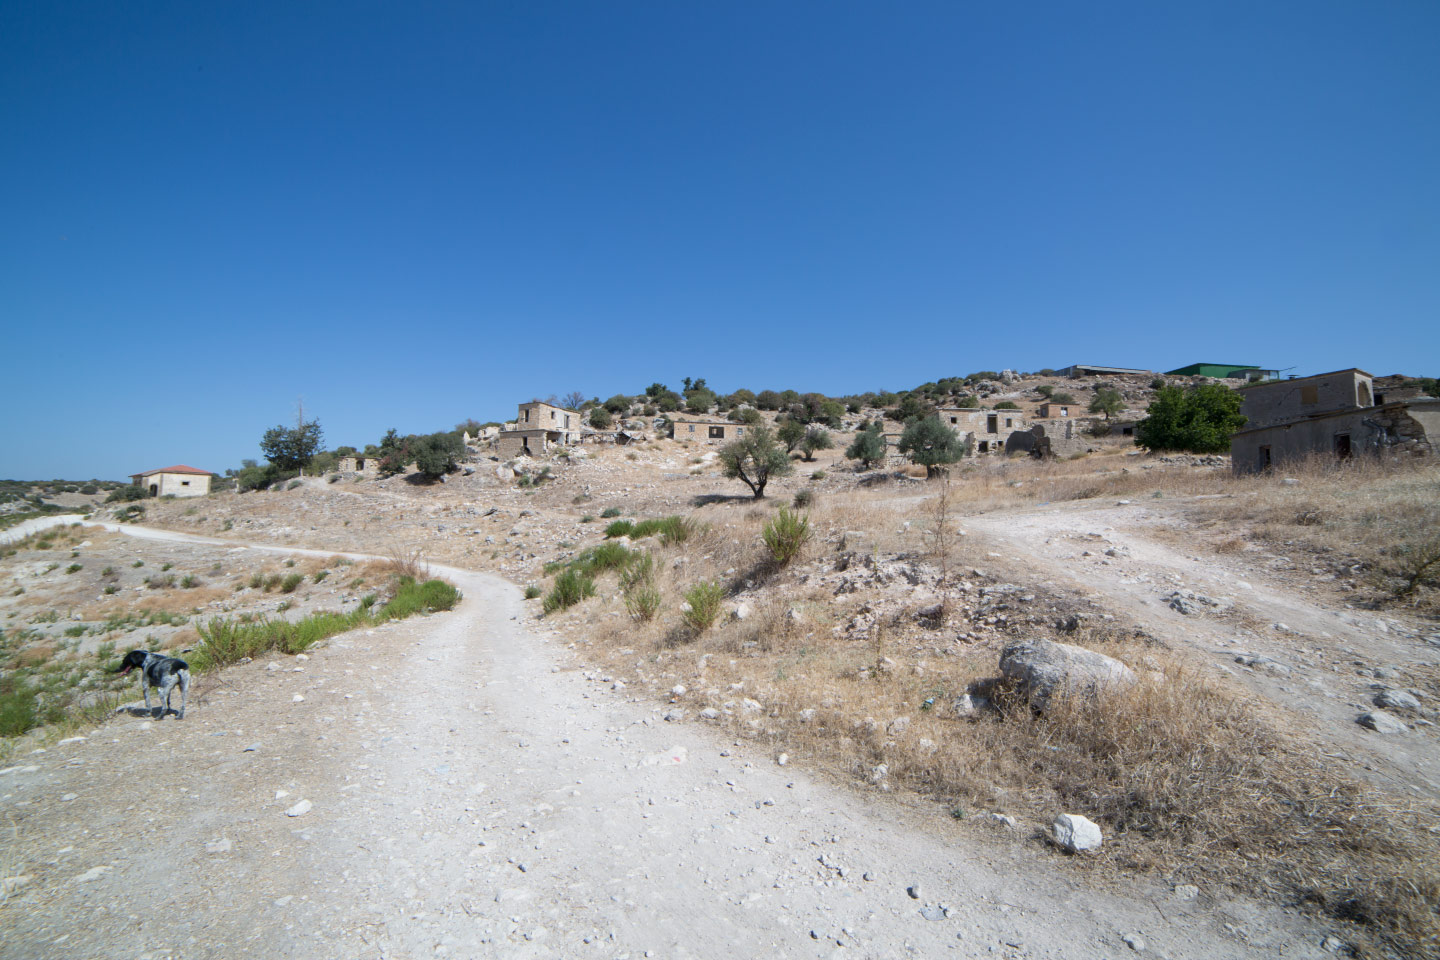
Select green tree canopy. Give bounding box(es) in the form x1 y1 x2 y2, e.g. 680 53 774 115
1134 384 1246 453
718 425 793 499
1089 388 1125 420
776 418 807 453
589 406 614 429
260 419 323 472
799 426 833 461
845 424 887 469
897 415 964 478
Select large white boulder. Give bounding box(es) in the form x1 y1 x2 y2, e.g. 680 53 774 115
1052 813 1102 852
999 639 1135 711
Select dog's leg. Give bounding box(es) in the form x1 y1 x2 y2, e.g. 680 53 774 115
176 671 189 719
140 674 152 713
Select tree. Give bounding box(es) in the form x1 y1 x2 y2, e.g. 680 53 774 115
729 406 762 425
561 391 587 411
685 389 717 414
645 382 670 398
1051 391 1077 404
1089 388 1125 420
603 394 631 415
898 415 964 478
377 428 408 476
454 419 484 436
719 426 793 499
846 424 887 469
755 390 783 410
1134 384 1246 453
776 418 807 453
994 401 1019 410
799 426 833 461
411 432 464 480
260 419 323 472
589 406 614 429
1036 384 1055 398
889 393 933 423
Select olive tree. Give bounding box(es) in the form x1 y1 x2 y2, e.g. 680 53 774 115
897 415 964 479
718 425 793 499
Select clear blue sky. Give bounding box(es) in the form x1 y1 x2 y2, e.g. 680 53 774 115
3 2 1437 479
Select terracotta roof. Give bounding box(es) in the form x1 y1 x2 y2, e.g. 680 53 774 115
131 465 211 477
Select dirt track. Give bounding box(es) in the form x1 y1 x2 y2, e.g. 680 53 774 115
0 523 1343 959
965 500 1440 800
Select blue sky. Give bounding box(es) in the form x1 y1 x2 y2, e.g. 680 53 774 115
2 2 1437 479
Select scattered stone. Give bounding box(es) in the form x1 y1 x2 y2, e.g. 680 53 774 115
1173 884 1199 902
662 708 685 722
205 839 232 854
1167 591 1233 616
1052 813 1102 852
1122 933 1146 952
74 866 110 883
1 875 32 894
869 764 888 784
1000 639 1136 711
1234 654 1291 677
1358 710 1407 734
670 684 687 697
776 753 788 766
920 904 947 921
886 716 911 737
989 813 1016 828
906 883 922 900
292 694 304 703
1321 936 1348 953
285 799 313 817
698 708 720 721
243 742 261 753
916 602 944 621
1374 689 1422 713
60 793 77 802
732 603 751 621
797 708 816 723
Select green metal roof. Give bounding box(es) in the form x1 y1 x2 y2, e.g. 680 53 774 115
1165 363 1264 377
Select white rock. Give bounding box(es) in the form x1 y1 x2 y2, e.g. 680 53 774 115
1358 710 1407 733
1052 813 1102 852
292 694 304 703
732 603 751 621
989 813 1016 828
205 838 232 853
886 716 911 737
698 708 720 721
74 866 110 883
1174 884 1199 901
776 753 788 766
1374 689 1421 712
285 799 312 817
670 684 687 697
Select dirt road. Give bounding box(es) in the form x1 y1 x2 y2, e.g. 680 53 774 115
1 525 1337 959
965 499 1440 800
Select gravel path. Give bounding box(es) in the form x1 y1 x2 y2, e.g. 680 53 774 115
0 525 1337 959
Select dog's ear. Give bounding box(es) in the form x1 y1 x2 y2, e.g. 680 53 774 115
116 650 144 673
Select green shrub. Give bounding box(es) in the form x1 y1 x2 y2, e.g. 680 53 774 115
105 485 148 503
1135 384 1246 453
65 563 82 574
144 575 175 589
524 584 542 599
605 519 635 538
993 401 1019 409
103 585 117 595
763 507 812 565
132 560 144 568
792 489 815 509
681 581 725 633
625 585 662 622
619 551 655 593
601 507 622 518
263 574 282 592
180 575 199 588
543 569 596 615
280 573 304 593
573 542 633 576
313 570 328 583
377 577 461 620
0 683 38 737
810 471 825 480
655 516 696 545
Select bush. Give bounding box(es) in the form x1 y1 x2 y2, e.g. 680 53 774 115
544 568 596 615
572 542 633 576
993 401 1019 410
180 575 199 588
0 682 38 737
106 485 147 503
763 507 812 565
1135 384 1246 453
589 406 614 429
524 584 542 600
601 507 622 518
1051 391 1077 404
792 489 815 509
313 570 328 583
799 426 833 461
1037 384 1055 398
625 585 662 622
605 519 634 539
810 470 825 480
280 573 304 593
681 580 725 633
65 563 82 574
80 484 98 495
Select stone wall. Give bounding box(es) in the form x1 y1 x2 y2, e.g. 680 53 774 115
1239 370 1373 429
1231 399 1437 474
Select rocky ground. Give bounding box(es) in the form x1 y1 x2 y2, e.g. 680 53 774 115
0 527 1344 960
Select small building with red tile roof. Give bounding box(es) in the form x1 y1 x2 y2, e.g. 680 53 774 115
128 465 212 498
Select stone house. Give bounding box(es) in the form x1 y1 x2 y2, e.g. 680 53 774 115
1230 368 1439 474
937 408 1026 454
1035 401 1076 419
128 465 212 498
669 419 748 442
512 402 582 445
336 456 380 475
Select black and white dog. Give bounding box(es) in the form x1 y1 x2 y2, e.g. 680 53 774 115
117 650 191 719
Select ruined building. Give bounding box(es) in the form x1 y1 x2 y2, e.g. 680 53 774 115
1230 369 1438 474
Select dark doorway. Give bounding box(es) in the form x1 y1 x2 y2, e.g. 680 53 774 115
708 426 725 439
148 483 158 497
1258 446 1271 471
986 414 998 433
1334 434 1352 459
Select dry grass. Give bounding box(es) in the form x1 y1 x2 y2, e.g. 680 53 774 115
539 481 1440 955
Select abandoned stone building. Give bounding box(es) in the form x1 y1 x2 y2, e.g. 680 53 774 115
336 455 380 475
1230 368 1439 474
938 408 1026 454
669 419 747 442
1035 401 1076 418
495 401 582 458
128 465 212 498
